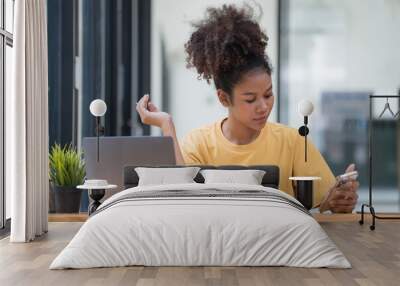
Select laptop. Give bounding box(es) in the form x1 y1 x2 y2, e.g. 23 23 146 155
82 136 176 194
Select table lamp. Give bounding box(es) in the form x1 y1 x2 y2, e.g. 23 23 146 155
89 99 107 162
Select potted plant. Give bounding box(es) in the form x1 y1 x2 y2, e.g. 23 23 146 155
49 143 86 213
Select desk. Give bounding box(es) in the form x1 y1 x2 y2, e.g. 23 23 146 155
48 213 400 222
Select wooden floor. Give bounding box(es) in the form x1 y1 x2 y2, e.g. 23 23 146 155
0 218 399 286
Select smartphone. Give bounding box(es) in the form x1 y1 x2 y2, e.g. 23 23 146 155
337 170 358 186
144 93 150 109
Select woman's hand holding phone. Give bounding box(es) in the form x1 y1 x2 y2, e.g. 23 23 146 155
319 164 360 213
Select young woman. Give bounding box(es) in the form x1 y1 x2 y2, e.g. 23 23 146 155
136 4 359 213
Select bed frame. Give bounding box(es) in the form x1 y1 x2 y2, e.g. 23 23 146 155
123 165 280 189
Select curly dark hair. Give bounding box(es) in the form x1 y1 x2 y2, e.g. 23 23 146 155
185 4 272 95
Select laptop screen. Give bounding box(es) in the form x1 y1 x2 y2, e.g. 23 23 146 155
82 136 176 193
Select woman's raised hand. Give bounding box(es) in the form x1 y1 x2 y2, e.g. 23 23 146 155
136 94 172 129
135 94 184 164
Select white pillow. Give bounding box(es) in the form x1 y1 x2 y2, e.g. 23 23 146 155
200 169 266 185
135 167 201 186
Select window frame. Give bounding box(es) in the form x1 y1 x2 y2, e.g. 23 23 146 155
0 0 13 233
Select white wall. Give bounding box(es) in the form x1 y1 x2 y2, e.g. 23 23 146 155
151 0 278 139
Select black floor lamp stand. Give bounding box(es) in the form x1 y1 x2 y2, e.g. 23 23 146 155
359 95 400 230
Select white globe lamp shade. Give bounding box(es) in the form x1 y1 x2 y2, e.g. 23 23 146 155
298 100 314 116
90 99 107 117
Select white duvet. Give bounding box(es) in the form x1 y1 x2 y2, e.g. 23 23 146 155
50 183 351 269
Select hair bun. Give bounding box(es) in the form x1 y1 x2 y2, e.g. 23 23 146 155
185 4 269 84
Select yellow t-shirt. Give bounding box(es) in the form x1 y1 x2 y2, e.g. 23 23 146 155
179 118 336 208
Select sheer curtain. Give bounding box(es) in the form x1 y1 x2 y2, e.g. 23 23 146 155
7 0 49 242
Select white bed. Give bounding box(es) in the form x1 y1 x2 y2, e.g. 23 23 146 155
50 183 351 269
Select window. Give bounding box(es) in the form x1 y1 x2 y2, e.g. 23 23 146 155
47 0 151 150
279 0 400 211
1 0 14 231
47 0 150 213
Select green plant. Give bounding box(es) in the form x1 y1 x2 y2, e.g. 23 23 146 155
49 143 86 187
